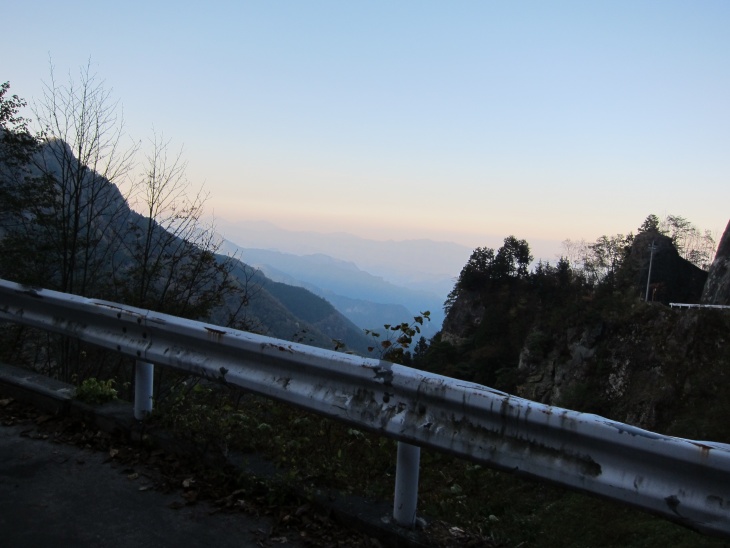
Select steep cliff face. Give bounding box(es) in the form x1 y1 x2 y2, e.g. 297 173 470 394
440 288 486 346
517 305 730 440
702 219 730 305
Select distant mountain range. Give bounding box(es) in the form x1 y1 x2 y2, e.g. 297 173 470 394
214 219 474 333
217 260 373 353
217 242 441 336
213 219 471 297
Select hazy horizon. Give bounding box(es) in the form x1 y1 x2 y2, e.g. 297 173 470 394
210 213 723 272
210 214 571 269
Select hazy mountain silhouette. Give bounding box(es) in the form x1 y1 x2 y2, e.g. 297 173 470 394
213 218 470 298
218 240 445 335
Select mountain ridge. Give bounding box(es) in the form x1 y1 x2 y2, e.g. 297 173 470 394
212 217 469 298
218 239 445 336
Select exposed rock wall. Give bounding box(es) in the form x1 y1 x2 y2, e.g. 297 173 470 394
440 289 485 346
702 219 730 305
517 305 730 440
626 232 707 304
517 323 602 407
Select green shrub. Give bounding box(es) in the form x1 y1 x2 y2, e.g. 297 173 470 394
75 377 118 404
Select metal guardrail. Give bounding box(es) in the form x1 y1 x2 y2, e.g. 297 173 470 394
670 303 730 310
1 278 730 536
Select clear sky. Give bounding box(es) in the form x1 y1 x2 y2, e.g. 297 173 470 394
4 1 729 259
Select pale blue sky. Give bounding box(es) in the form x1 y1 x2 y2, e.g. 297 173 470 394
4 1 729 259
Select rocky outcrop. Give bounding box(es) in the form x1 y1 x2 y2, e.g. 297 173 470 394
625 231 707 304
517 324 602 406
702 219 730 305
517 305 730 440
440 289 486 346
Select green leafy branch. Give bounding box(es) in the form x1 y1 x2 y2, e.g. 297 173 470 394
364 311 431 364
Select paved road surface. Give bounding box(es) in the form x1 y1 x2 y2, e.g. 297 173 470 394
0 423 305 547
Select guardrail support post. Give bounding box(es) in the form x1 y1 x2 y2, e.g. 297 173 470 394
393 441 420 527
134 360 154 420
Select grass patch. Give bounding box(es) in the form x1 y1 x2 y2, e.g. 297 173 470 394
74 377 118 404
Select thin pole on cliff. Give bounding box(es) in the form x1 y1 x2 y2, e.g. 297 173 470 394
645 239 657 301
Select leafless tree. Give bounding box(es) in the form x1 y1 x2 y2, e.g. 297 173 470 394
109 132 257 323
30 60 137 296
660 214 717 270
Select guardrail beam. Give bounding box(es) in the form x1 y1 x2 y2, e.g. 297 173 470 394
2 279 730 537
